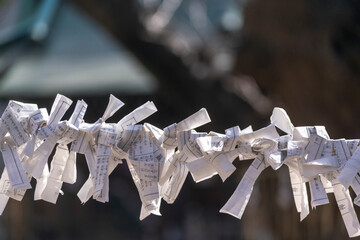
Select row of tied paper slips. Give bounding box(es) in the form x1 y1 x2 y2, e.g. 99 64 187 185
0 94 360 237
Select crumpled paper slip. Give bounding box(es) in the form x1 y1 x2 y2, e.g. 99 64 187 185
159 108 211 185
22 108 49 159
0 137 31 190
218 123 282 219
162 130 207 204
220 154 267 219
157 109 211 206
338 143 360 189
187 123 279 185
187 126 240 182
22 94 73 179
1 101 37 147
102 102 158 206
161 108 211 150
270 108 325 220
0 101 42 193
0 100 42 213
40 100 88 204
62 100 88 184
77 101 157 204
0 101 37 212
0 100 40 191
76 95 124 203
125 124 165 220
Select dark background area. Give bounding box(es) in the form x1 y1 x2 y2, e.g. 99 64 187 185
0 0 360 239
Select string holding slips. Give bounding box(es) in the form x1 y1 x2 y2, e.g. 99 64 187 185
1 95 360 237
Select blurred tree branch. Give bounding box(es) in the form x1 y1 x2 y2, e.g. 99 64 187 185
70 0 266 129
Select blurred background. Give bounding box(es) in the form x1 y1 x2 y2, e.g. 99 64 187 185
0 0 360 239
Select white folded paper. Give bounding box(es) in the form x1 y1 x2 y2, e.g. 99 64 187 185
0 95 359 238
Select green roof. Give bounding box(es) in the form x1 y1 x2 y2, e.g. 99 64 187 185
0 2 158 97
